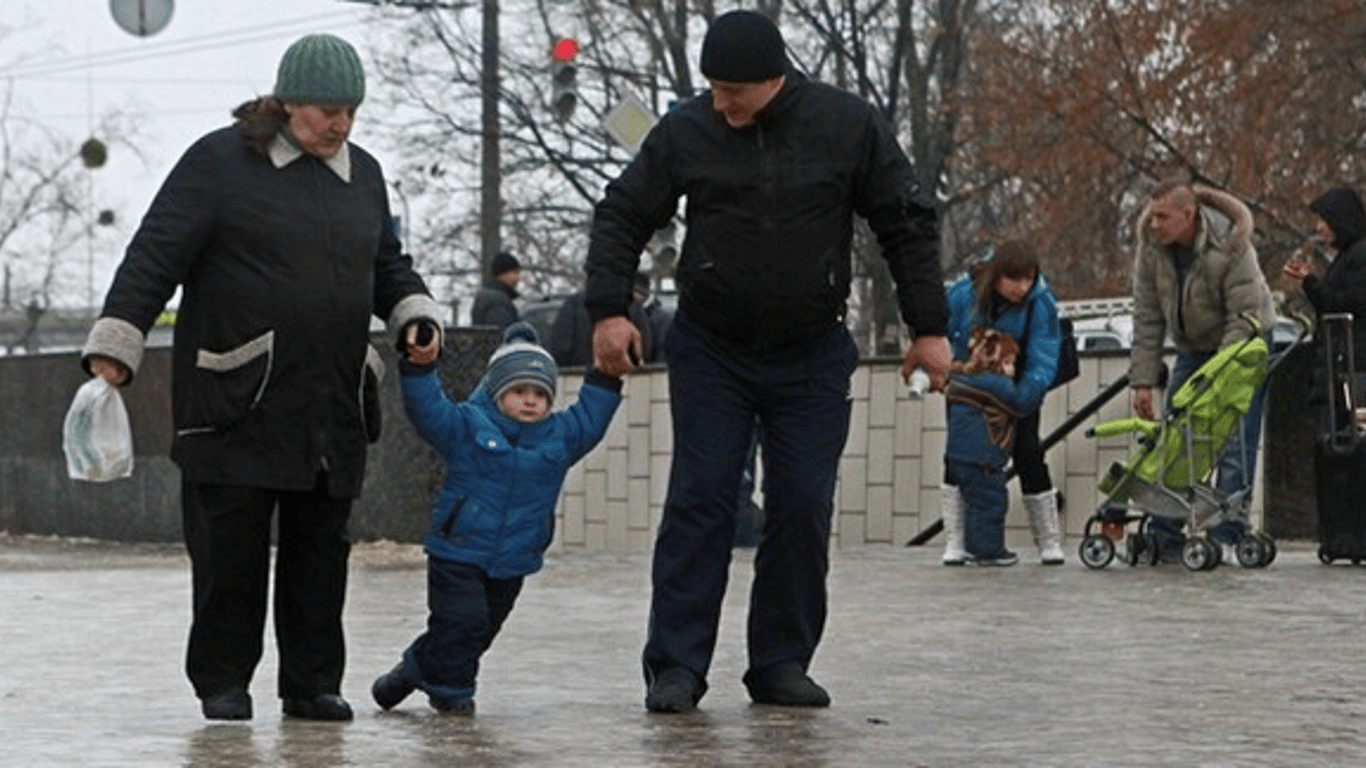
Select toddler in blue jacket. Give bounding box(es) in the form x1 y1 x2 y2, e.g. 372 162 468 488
372 321 622 714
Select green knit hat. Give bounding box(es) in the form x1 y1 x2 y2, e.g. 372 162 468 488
273 34 366 106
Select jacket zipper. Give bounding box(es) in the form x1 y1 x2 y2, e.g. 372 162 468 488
757 123 773 339
441 496 467 539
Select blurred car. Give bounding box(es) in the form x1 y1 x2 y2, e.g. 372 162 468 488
1070 314 1133 351
1074 328 1129 351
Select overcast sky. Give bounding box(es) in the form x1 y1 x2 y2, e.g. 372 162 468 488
3 0 396 305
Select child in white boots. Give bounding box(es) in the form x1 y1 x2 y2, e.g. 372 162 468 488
940 241 1066 566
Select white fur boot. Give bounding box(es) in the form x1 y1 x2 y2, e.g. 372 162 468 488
1024 490 1065 565
941 485 966 566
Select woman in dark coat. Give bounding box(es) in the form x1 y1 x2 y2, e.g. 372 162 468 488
80 34 442 722
1285 186 1366 421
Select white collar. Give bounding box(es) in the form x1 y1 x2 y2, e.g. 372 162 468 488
268 133 352 183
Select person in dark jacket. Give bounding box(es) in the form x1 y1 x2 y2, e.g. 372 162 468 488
1284 186 1366 423
80 34 444 722
941 242 1061 567
371 322 621 715
471 251 522 330
584 10 950 714
551 273 658 366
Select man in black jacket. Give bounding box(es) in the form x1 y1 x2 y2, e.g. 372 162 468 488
585 10 951 713
471 251 522 330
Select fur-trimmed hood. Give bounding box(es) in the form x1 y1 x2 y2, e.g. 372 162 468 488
1136 184 1254 255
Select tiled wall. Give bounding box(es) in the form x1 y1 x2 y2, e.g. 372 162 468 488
551 352 1255 552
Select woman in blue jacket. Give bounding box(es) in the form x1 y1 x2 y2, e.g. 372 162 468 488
372 322 622 714
941 241 1062 565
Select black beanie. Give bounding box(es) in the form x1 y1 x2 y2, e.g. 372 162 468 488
491 251 520 276
700 10 788 83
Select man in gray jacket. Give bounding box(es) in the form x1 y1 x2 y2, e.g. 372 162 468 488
1129 179 1275 558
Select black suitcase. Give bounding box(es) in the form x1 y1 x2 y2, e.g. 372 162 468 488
1314 313 1366 564
1314 439 1366 564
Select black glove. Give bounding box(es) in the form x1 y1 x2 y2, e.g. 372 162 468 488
396 320 439 355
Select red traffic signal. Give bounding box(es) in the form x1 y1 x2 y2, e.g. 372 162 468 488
552 37 579 61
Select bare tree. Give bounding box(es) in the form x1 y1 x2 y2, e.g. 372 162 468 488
0 84 130 354
365 0 698 308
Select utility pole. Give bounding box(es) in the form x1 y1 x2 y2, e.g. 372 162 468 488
479 0 501 280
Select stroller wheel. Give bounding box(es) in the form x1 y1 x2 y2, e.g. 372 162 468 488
1181 537 1218 571
1235 536 1268 568
1079 534 1115 569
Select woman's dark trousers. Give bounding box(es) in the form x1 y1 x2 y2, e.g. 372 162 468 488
181 476 352 701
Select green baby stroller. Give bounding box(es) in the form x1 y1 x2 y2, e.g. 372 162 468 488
1078 317 1304 571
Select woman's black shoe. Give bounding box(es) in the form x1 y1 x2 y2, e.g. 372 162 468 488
201 689 252 720
282 694 354 721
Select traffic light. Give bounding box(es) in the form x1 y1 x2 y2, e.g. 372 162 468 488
550 37 578 123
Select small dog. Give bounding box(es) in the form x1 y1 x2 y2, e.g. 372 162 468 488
953 326 1021 378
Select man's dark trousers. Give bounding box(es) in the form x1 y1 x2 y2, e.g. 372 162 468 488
642 312 857 691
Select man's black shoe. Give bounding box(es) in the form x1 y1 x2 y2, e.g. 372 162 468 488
645 668 703 713
744 664 831 707
201 689 252 721
282 694 354 721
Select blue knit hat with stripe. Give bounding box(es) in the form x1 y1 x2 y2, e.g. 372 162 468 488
485 322 557 405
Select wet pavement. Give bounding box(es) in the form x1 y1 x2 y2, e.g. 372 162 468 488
3 534 1366 767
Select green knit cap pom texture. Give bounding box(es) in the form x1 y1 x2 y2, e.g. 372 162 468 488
274 34 366 106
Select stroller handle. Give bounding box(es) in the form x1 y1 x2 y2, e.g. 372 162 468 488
1086 416 1157 439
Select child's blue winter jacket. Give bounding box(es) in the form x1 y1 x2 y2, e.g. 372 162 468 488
401 365 622 578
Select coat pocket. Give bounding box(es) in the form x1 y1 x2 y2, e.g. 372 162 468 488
438 493 469 540
182 330 274 433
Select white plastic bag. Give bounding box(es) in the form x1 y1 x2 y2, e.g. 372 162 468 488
62 376 134 482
